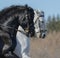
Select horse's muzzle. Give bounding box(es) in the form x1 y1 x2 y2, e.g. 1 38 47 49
40 33 46 38
40 30 46 38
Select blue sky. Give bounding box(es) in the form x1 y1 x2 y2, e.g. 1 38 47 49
0 0 60 19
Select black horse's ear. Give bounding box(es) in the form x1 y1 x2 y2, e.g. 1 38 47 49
25 4 28 7
25 4 28 8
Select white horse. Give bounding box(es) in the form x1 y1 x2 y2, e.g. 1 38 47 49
34 9 46 38
13 9 46 58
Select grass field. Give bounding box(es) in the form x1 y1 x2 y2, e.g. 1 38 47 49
30 32 60 58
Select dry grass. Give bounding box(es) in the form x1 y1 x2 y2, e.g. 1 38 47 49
30 32 60 58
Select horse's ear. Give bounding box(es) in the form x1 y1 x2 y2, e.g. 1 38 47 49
25 4 28 8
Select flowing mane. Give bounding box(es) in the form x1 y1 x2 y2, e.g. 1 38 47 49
0 5 34 24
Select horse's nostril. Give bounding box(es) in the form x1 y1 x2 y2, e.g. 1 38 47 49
40 33 46 38
43 34 45 38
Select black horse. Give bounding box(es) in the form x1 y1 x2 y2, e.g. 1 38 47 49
0 5 35 58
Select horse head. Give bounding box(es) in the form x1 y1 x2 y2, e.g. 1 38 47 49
34 9 46 38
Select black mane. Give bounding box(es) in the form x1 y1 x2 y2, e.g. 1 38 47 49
0 5 34 16
0 5 34 23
